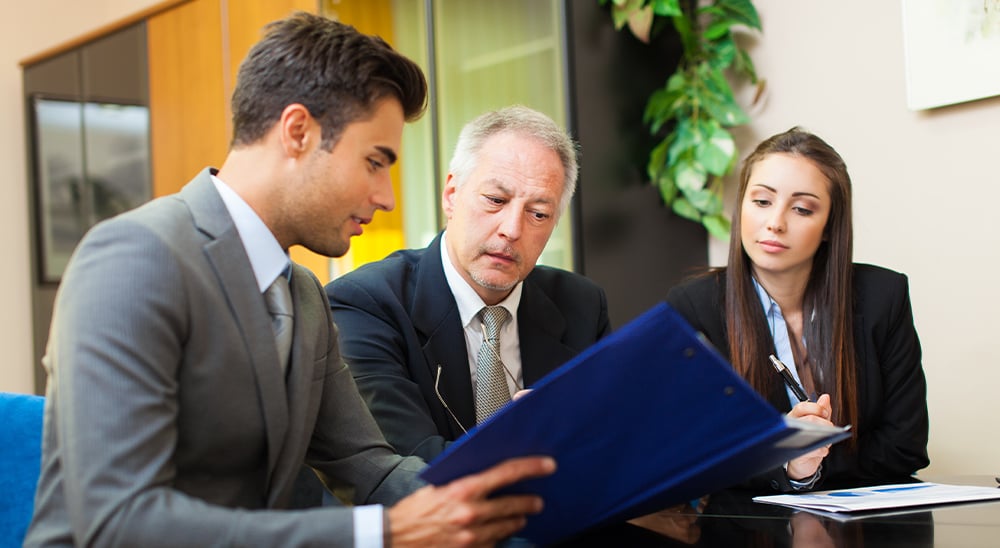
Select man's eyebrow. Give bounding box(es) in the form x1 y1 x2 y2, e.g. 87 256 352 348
375 145 397 165
484 179 557 206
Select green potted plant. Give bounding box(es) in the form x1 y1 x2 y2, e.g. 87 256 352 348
602 0 764 239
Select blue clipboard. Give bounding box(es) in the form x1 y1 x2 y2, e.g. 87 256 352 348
420 302 850 544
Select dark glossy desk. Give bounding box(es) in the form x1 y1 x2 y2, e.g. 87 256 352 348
554 476 1000 547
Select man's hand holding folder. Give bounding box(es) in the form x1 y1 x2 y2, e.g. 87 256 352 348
389 456 555 547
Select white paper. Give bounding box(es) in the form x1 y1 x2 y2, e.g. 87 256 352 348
753 482 1000 513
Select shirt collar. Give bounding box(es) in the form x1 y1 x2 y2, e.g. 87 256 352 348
751 276 781 321
440 230 522 327
211 174 289 292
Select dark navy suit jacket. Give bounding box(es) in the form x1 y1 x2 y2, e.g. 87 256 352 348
326 233 611 462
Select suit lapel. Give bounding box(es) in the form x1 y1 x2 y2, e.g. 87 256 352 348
517 277 574 385
413 235 476 434
181 170 290 487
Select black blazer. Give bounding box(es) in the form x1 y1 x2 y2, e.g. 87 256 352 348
667 263 929 491
326 233 611 462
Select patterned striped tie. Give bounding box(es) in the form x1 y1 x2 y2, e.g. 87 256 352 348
475 306 512 424
264 267 294 375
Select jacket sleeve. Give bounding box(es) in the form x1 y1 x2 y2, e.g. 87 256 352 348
327 276 452 462
306 274 427 505
825 271 929 485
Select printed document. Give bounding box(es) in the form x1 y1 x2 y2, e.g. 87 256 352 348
754 482 1000 513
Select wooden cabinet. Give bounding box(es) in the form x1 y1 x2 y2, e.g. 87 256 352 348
23 22 151 391
146 0 228 198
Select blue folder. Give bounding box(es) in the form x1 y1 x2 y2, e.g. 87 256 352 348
420 302 851 545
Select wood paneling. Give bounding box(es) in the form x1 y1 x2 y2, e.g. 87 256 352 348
227 0 317 86
147 0 228 197
227 1 330 281
18 0 189 67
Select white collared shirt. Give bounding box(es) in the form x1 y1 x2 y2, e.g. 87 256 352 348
440 231 524 396
210 174 288 290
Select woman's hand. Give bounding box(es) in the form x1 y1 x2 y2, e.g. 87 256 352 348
785 394 834 481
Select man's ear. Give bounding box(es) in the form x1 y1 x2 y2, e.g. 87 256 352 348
278 103 314 157
441 174 458 219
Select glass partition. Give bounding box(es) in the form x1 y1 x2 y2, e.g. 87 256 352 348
326 0 574 272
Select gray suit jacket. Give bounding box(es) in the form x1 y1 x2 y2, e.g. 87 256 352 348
25 169 425 547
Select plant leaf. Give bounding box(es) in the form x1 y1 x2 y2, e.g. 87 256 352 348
644 82 686 133
602 0 759 238
609 0 646 30
672 197 702 221
680 186 717 212
704 17 738 40
665 70 688 94
656 170 678 204
717 0 762 31
696 123 736 176
626 5 655 43
674 156 708 194
706 34 737 70
647 136 671 181
734 47 759 83
703 214 732 240
666 118 698 166
702 96 749 127
671 11 696 54
610 7 630 30
699 65 749 126
650 0 682 16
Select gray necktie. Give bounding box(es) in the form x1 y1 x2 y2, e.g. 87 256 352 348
475 306 512 424
264 268 294 374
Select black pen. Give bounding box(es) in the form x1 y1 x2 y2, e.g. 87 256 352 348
769 354 810 403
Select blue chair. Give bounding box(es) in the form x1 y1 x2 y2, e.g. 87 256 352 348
0 392 44 548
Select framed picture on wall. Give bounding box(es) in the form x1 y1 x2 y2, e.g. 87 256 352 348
29 95 151 283
902 0 1000 110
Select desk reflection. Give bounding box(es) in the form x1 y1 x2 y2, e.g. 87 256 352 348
556 488 937 547
625 498 708 544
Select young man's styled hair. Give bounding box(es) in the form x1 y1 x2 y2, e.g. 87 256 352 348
230 11 427 151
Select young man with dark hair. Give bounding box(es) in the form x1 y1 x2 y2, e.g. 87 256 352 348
26 13 552 547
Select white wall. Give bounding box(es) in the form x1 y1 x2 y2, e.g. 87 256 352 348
0 0 162 394
711 0 1000 475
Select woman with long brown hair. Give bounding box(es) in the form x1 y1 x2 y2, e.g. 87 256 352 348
667 127 929 491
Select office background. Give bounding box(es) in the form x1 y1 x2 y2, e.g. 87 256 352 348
2 0 997 478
